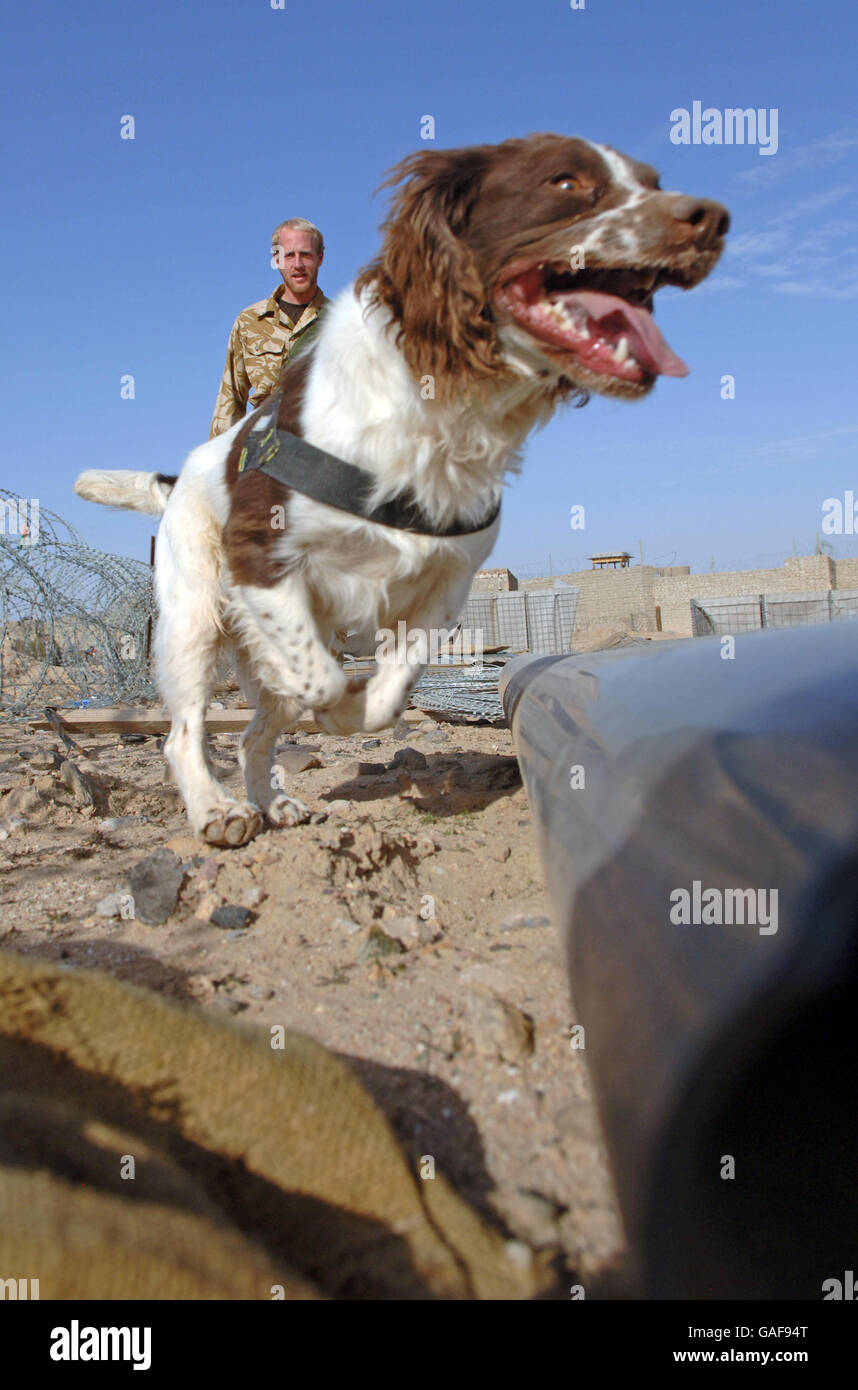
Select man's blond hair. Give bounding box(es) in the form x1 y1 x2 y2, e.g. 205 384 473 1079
271 218 324 258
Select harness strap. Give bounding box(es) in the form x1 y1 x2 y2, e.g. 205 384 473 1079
236 403 501 537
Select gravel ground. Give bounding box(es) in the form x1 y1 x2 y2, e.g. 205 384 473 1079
0 706 628 1297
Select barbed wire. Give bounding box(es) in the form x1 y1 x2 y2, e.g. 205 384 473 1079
0 488 157 716
503 540 858 582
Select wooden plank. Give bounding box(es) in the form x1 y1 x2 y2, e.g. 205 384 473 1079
27 706 428 736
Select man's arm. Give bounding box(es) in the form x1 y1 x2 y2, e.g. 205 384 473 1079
209 320 250 439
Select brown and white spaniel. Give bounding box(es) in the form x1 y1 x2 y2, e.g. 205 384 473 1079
75 133 728 846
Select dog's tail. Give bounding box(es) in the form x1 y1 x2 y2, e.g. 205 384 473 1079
73 469 177 517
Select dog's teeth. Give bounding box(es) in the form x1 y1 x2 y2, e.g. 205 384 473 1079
614 336 629 364
545 299 573 327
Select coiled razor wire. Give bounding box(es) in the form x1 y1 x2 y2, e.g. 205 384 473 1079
1 488 513 723
0 488 157 717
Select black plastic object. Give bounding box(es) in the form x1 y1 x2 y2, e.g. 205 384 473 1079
500 623 858 1299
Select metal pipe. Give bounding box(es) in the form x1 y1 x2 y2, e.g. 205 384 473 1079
500 623 858 1298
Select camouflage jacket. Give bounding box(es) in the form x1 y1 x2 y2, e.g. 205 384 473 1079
209 285 329 438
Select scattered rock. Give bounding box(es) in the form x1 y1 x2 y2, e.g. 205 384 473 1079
383 914 442 947
124 848 185 924
361 738 382 749
239 885 263 909
391 747 428 771
277 748 323 774
332 914 361 934
500 912 551 932
340 760 387 780
3 788 44 818
185 974 216 1002
28 751 62 771
354 923 407 963
480 757 521 791
194 890 221 921
468 992 535 1062
504 1188 568 1248
210 904 253 930
213 996 244 1014
327 799 353 816
59 759 107 810
0 814 28 838
504 1239 533 1269
194 856 222 884
100 815 148 831
95 892 123 919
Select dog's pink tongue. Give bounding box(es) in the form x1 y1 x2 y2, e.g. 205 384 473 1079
565 290 689 377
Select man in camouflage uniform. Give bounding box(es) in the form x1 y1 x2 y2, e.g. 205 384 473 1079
209 218 329 438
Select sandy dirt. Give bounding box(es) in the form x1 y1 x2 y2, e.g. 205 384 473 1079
0 702 628 1297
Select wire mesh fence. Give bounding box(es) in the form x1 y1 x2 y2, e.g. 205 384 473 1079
0 489 157 716
460 588 580 654
692 589 858 636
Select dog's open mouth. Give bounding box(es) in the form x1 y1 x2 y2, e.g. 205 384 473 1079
495 262 693 384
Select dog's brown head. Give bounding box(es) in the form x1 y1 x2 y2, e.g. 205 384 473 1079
356 133 729 401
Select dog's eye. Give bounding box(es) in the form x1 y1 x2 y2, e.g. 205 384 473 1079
549 173 584 191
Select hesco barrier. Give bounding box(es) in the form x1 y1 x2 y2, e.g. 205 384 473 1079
500 622 858 1298
692 587 858 635
460 586 580 653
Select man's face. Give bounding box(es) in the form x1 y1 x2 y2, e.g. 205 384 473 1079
275 229 323 302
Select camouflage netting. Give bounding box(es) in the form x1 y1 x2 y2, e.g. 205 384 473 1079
0 489 157 716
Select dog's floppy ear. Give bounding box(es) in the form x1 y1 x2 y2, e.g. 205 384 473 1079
356 147 508 398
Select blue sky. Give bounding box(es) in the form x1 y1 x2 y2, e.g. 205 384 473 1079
2 0 856 577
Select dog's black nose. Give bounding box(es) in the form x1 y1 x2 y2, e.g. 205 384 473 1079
668 195 730 246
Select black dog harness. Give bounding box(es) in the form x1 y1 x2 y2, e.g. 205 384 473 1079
236 399 501 538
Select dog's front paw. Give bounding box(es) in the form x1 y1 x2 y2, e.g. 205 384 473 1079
199 801 263 847
315 676 369 735
266 794 311 828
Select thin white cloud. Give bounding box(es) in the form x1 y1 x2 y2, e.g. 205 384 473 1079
727 228 790 259
734 131 858 188
773 276 858 299
687 273 745 294
744 424 858 461
722 185 858 296
775 183 854 220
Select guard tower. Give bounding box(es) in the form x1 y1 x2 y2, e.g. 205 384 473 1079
590 551 633 570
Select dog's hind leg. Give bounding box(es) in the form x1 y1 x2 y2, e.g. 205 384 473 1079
235 655 310 828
